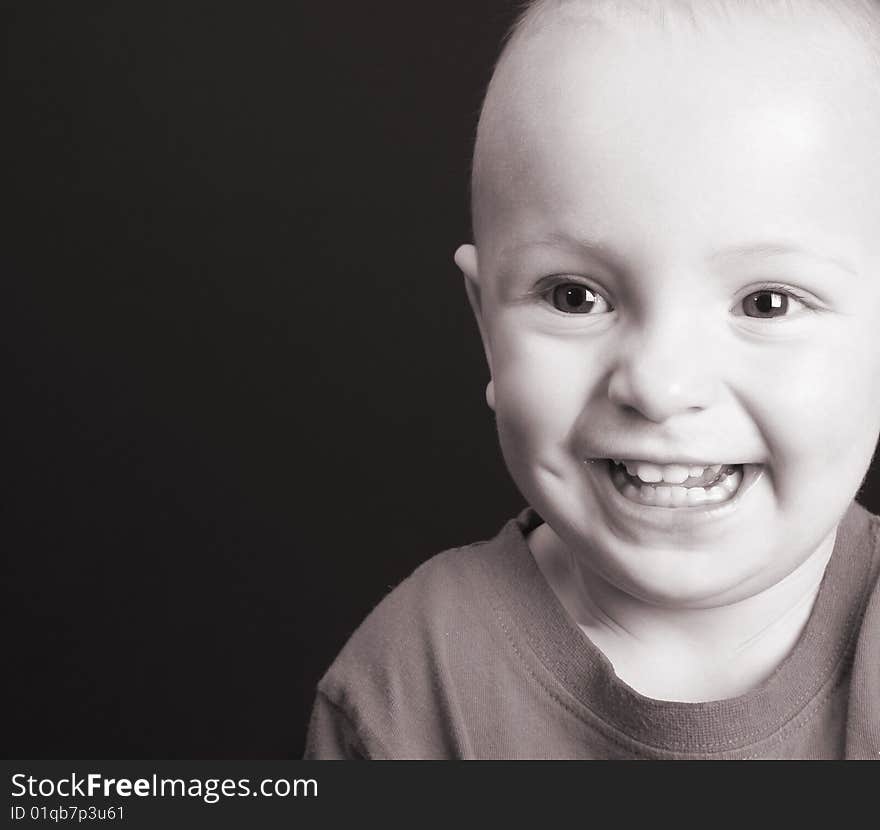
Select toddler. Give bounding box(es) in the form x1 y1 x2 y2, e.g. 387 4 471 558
305 0 880 759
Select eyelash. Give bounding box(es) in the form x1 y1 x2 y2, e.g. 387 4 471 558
733 282 816 314
534 278 818 317
536 277 613 314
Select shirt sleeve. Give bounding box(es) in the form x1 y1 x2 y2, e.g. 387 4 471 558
303 691 370 760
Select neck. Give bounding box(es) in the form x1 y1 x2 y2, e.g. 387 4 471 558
528 523 837 701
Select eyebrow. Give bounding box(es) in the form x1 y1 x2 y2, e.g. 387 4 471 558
499 232 626 268
501 233 860 277
708 242 860 277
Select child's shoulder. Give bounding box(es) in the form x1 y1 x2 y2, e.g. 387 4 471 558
307 512 538 758
335 517 522 664
315 510 537 699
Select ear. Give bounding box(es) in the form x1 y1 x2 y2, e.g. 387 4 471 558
454 243 495 411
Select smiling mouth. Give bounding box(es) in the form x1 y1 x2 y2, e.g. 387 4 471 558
607 459 744 507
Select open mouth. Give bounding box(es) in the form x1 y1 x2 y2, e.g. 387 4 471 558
607 459 744 508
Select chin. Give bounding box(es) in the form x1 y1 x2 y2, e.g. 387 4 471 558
580 533 775 609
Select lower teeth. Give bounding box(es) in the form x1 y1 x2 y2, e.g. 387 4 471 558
610 462 743 507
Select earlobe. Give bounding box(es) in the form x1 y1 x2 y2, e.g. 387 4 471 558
486 379 496 411
454 243 479 286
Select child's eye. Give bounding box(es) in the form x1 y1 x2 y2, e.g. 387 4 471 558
547 282 613 314
734 286 811 319
740 290 789 318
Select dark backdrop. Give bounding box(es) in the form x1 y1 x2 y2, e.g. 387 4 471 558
5 2 879 758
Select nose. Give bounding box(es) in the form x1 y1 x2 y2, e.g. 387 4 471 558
607 314 720 423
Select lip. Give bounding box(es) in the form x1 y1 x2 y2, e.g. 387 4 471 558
584 458 764 530
609 457 742 467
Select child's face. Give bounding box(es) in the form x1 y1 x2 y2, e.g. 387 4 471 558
460 13 880 606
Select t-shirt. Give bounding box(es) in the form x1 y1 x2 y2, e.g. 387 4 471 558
304 501 880 759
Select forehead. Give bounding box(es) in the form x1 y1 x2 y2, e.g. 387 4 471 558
473 11 880 271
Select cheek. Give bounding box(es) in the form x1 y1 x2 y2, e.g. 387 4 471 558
492 332 596 455
743 331 880 492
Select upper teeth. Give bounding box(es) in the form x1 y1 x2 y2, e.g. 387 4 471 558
615 460 723 484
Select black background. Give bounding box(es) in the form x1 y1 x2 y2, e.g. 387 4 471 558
5 2 879 759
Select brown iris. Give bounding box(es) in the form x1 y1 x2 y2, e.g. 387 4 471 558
552 284 598 313
742 290 788 318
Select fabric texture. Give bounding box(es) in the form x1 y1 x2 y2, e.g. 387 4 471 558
305 501 880 759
